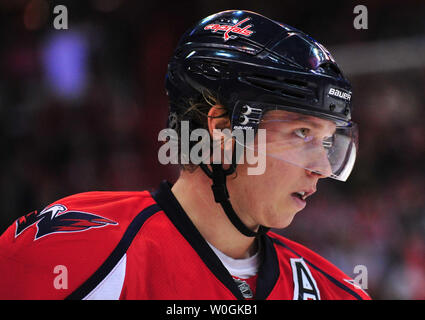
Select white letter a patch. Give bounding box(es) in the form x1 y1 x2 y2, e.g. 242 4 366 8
290 258 320 300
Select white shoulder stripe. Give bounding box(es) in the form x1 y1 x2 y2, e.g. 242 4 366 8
83 254 126 300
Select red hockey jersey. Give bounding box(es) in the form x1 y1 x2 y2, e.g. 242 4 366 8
0 181 370 300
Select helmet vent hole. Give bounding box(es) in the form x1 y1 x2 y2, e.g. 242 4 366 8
283 78 308 88
243 75 308 100
318 63 342 78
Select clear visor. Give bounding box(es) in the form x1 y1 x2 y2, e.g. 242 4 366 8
236 110 358 181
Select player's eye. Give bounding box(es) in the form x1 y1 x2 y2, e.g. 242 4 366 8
294 128 310 140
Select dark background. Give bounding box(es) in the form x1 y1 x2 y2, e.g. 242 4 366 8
1 0 424 299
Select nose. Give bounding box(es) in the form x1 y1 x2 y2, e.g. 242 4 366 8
305 148 333 179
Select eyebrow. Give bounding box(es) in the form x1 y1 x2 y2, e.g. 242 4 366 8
277 115 336 135
261 112 336 133
263 114 323 128
292 116 323 129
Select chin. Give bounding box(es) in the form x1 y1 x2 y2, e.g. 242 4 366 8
276 218 295 229
265 211 297 230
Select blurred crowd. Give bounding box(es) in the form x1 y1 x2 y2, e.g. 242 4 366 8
0 0 424 299
282 70 425 299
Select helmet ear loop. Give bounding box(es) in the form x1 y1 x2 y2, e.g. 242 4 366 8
199 133 237 181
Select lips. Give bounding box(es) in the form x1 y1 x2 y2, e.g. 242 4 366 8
291 193 306 209
289 187 316 209
291 189 316 201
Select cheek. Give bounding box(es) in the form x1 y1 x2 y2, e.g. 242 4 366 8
232 157 303 223
237 157 296 201
258 161 305 226
264 155 298 181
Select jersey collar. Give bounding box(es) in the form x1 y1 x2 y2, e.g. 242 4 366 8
151 180 280 300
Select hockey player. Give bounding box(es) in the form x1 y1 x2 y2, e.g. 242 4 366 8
0 10 370 300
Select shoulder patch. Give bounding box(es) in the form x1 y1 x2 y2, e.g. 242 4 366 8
15 204 118 240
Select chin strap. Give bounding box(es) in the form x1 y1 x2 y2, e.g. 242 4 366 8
199 161 269 238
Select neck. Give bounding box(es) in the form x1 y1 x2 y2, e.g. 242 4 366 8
171 168 258 259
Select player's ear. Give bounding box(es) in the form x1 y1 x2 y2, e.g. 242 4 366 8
207 105 230 134
207 105 233 163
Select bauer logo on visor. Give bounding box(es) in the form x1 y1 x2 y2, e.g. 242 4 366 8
204 17 255 41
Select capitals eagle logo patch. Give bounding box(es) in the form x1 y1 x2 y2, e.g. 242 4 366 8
15 204 118 240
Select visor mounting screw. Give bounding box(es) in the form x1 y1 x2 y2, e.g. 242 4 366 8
344 108 350 115
329 104 336 112
241 105 250 114
239 115 249 125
